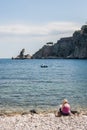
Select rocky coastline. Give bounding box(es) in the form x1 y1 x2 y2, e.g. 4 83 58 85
12 25 87 59
32 25 87 59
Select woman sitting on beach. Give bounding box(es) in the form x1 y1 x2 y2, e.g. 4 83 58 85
56 99 71 116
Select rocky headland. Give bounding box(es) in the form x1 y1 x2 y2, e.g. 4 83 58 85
32 25 87 59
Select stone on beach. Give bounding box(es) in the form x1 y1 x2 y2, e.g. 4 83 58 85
0 113 87 130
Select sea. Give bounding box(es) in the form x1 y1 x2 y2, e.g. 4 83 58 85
0 59 87 114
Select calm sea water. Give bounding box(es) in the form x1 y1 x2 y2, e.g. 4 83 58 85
0 59 87 113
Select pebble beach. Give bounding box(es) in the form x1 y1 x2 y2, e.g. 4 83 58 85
0 112 87 130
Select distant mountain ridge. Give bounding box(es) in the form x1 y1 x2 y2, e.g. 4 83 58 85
32 25 87 59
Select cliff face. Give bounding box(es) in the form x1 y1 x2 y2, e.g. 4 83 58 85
32 45 54 59
72 25 87 58
53 37 74 58
32 25 87 59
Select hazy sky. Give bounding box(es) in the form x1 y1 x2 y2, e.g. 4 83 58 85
0 0 87 58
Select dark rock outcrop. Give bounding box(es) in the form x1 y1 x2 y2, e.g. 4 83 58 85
53 37 74 58
12 48 31 59
32 45 54 59
32 25 87 59
72 25 87 58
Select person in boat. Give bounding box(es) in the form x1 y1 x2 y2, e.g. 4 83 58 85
41 64 48 68
56 99 71 116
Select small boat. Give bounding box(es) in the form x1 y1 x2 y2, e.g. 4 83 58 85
41 64 48 68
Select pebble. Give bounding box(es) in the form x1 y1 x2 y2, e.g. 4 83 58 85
0 113 87 130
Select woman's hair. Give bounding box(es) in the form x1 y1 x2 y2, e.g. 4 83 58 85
62 99 68 104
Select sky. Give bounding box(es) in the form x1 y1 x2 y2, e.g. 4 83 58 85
0 0 87 58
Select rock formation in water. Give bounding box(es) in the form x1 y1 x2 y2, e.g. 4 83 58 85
12 48 31 59
32 25 87 59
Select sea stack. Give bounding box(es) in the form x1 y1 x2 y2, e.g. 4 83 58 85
12 48 31 59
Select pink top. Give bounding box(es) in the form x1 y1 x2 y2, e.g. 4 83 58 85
62 103 70 114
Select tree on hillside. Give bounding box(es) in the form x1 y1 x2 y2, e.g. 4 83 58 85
46 42 53 46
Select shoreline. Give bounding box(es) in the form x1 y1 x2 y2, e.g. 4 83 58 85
0 108 87 116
